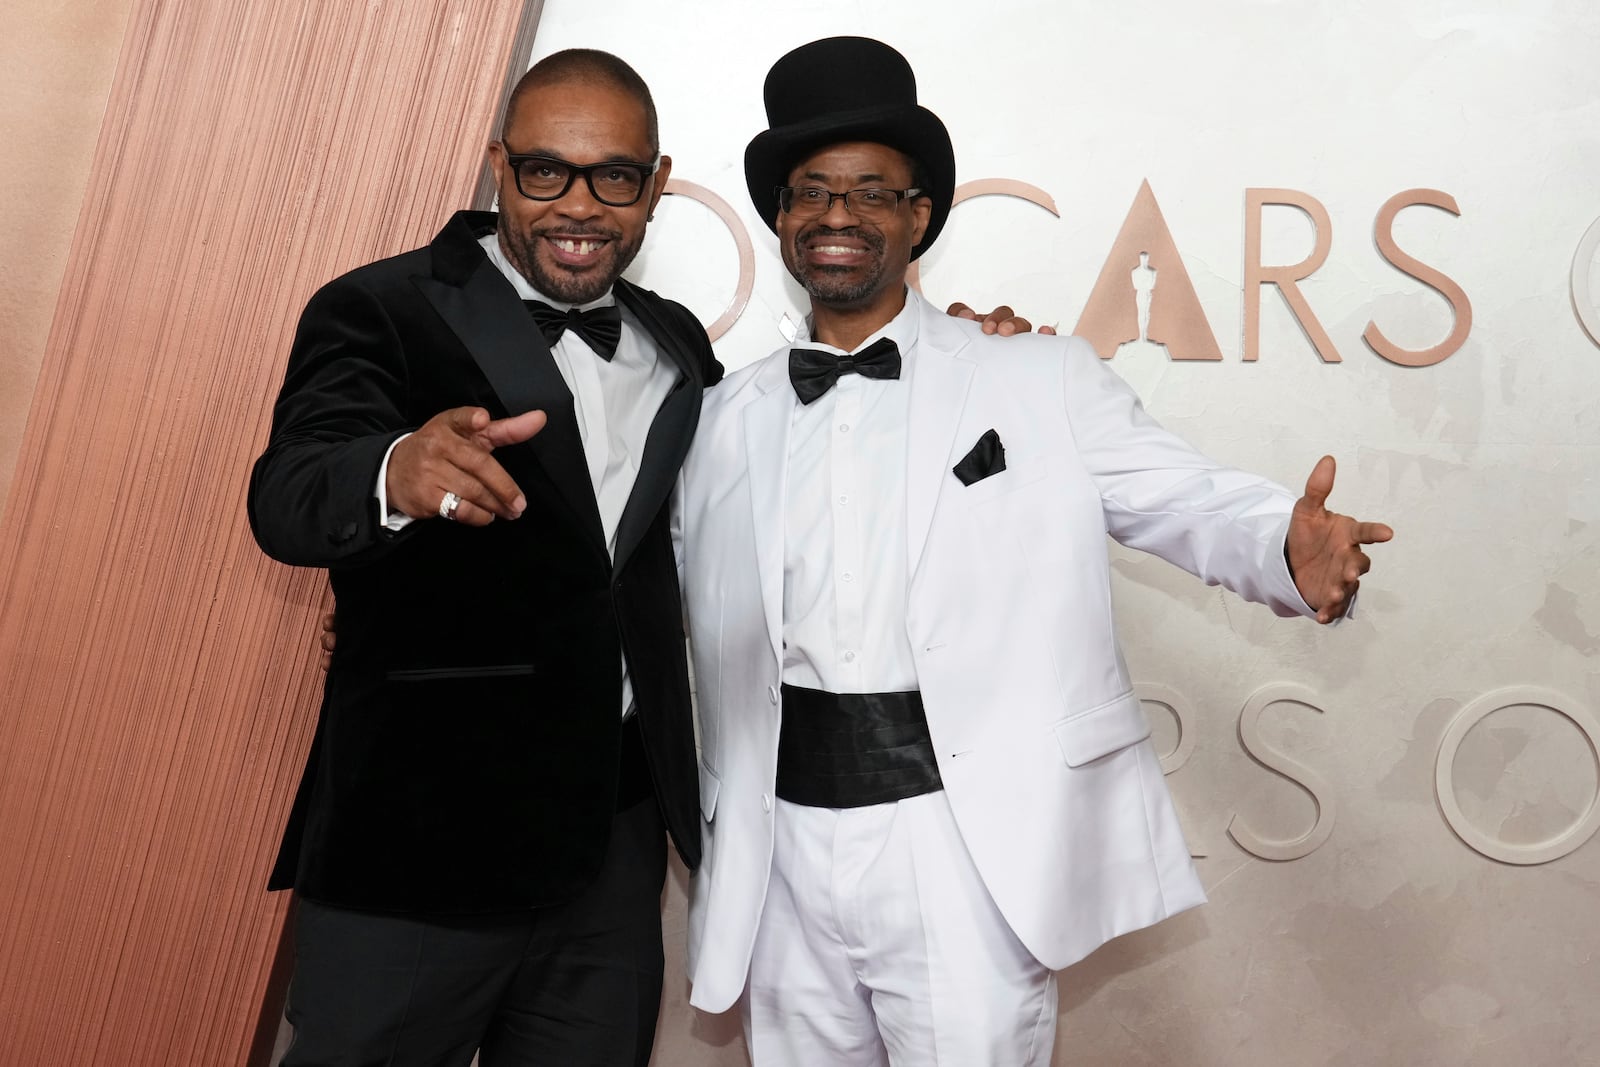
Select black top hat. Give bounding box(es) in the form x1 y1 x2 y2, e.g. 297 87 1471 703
744 36 955 261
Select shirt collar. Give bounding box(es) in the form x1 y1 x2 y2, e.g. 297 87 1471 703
797 287 920 359
478 233 616 311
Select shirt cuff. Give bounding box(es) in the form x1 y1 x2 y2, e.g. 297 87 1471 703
376 432 415 532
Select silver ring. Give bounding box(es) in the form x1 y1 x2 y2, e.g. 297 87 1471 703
438 491 461 521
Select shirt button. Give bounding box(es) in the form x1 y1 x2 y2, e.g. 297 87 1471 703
841 572 854 583
762 794 773 813
838 423 850 433
838 495 849 506
842 650 856 663
767 685 778 704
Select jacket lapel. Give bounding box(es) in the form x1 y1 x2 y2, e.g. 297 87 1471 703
611 281 703 574
742 357 795 664
905 299 976 581
412 213 605 552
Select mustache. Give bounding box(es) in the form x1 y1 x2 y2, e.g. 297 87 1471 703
793 224 885 254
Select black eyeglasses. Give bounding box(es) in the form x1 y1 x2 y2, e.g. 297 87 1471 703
500 148 662 206
776 185 924 223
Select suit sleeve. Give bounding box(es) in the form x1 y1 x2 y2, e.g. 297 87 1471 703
1058 337 1315 618
247 275 419 567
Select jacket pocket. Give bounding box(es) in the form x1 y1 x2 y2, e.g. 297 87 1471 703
961 455 1048 508
385 664 537 681
1052 693 1152 767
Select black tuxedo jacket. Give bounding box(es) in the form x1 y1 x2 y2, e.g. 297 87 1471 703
248 211 722 913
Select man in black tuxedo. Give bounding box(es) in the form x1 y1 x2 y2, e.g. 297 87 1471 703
249 49 719 1066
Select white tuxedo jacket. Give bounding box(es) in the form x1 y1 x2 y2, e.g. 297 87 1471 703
677 292 1314 1013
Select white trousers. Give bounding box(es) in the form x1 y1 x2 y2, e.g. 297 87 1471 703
741 792 1057 1067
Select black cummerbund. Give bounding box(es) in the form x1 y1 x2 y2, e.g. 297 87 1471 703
776 684 944 808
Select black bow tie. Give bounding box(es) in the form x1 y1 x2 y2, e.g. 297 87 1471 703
524 300 623 360
788 337 902 405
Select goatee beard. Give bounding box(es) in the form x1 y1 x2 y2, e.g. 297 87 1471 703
498 224 641 305
791 225 887 307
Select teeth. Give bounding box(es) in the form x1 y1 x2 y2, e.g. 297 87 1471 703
814 245 859 254
553 238 604 255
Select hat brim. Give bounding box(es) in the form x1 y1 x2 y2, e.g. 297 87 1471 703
744 103 955 260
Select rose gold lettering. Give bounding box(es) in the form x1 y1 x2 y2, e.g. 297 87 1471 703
1363 189 1472 367
907 179 1059 293
1244 189 1340 362
661 179 755 342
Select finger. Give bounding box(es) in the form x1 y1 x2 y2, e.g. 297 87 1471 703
978 305 1017 335
1346 551 1372 581
1331 580 1359 622
441 468 522 522
443 406 493 438
945 301 978 320
1039 323 1058 335
319 631 336 653
1300 454 1336 511
481 409 547 449
997 316 1032 336
1354 521 1394 544
320 611 335 634
444 496 498 527
454 454 526 518
1316 583 1353 624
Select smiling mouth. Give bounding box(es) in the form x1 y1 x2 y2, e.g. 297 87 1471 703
549 236 610 256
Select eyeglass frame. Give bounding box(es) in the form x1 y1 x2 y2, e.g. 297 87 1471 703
498 147 664 207
774 185 926 221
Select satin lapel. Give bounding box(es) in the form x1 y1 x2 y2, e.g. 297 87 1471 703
742 361 795 665
414 261 605 551
611 283 702 574
905 315 976 580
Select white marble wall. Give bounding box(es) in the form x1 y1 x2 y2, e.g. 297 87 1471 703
523 3 1600 1063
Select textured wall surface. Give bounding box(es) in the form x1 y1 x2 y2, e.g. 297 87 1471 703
0 0 135 520
0 1 535 1062
528 2 1600 1064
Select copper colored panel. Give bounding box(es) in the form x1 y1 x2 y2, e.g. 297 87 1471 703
0 1 537 1063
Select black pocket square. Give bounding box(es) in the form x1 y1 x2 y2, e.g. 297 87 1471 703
953 428 1006 486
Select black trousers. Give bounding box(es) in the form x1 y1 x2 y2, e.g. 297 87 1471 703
279 798 668 1067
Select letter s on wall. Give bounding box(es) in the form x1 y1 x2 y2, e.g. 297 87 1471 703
1363 188 1473 367
1228 682 1338 861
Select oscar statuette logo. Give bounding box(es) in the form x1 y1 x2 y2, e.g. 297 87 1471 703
1075 180 1223 362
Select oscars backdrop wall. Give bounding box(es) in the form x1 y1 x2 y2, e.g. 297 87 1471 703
526 2 1600 1064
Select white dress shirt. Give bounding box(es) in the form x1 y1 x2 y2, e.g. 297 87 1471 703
781 296 921 696
375 234 679 715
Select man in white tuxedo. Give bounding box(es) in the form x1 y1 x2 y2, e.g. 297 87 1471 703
676 34 1392 1067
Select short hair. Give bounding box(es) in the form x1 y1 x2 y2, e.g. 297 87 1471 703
502 49 660 155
